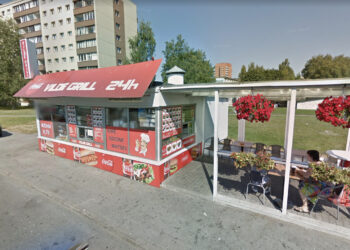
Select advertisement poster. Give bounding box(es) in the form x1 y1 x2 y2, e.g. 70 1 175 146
106 126 128 154
66 105 77 124
38 138 55 155
162 137 182 158
19 39 30 79
93 127 104 144
182 135 196 148
129 129 156 160
122 158 161 187
54 143 74 160
68 124 77 138
162 106 182 139
40 120 54 138
92 107 104 127
97 153 123 174
70 138 104 149
79 149 99 167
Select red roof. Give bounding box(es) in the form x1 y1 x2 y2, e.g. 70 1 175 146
14 59 162 99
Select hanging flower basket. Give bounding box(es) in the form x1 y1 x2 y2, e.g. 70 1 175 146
315 96 350 128
232 94 274 123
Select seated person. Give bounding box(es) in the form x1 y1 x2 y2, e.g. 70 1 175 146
294 150 323 213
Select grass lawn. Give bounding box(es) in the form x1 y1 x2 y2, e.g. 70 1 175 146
0 108 37 134
228 107 348 153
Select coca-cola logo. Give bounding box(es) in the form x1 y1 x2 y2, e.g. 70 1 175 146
182 154 189 162
58 147 66 154
41 123 52 129
102 159 113 167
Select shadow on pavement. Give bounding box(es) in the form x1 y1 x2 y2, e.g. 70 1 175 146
0 130 13 138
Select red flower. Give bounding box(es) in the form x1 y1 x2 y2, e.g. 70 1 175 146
316 96 350 128
233 94 274 123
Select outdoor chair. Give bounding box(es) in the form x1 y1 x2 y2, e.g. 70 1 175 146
245 169 271 205
220 138 232 151
310 184 348 220
204 137 220 159
269 145 284 158
251 143 266 154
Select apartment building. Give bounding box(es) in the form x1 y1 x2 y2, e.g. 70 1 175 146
215 62 232 79
0 0 137 74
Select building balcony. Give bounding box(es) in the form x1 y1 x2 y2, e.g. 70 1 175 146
38 64 45 71
21 30 42 39
75 19 95 28
17 18 41 29
13 6 39 18
77 46 97 54
73 5 94 15
78 60 98 68
75 33 96 42
36 42 43 48
37 53 44 60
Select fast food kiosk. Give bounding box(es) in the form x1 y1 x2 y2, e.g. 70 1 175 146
14 59 219 188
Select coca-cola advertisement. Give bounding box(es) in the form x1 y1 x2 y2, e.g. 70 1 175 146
98 153 122 174
54 143 74 160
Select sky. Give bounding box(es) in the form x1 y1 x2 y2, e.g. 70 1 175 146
1 0 349 79
131 0 350 79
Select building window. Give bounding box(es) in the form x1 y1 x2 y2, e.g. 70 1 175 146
76 25 95 36
66 4 70 11
36 47 43 55
117 47 121 54
61 45 66 51
117 59 122 65
43 10 46 16
68 31 72 36
55 58 59 63
69 44 73 49
116 35 120 41
75 11 94 22
16 12 40 23
62 57 66 62
77 39 96 49
70 56 74 62
42 0 45 4
78 52 97 62
116 23 120 30
45 35 49 41
60 32 64 38
44 23 48 28
74 0 94 8
48 59 52 64
66 18 71 24
13 0 38 13
52 34 56 40
115 10 119 17
53 46 58 52
59 19 63 25
57 6 62 13
46 47 50 52
50 8 54 14
51 21 55 27
115 0 119 4
28 36 42 44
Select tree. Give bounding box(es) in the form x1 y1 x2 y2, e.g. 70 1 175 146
0 19 27 107
302 54 350 79
239 59 295 82
162 35 215 83
125 21 156 64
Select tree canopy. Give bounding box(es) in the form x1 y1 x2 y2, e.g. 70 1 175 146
162 35 215 84
0 19 27 107
239 59 295 82
302 54 350 79
125 21 156 64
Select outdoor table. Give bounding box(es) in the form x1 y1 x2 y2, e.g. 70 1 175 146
268 164 303 181
326 150 350 162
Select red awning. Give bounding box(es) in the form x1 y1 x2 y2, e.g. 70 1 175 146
14 59 162 99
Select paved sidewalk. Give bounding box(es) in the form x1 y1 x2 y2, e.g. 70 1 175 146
1 133 350 249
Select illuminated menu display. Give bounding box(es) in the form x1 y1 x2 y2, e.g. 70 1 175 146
162 106 182 139
67 105 76 124
92 107 104 127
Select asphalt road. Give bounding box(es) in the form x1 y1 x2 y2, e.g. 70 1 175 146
1 133 350 250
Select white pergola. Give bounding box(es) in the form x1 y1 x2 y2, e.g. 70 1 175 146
160 78 350 214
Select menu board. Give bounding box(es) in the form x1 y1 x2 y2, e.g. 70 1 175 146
66 105 76 124
92 107 104 127
162 106 182 139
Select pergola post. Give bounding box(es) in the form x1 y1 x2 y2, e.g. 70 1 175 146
238 119 246 142
346 129 350 152
282 89 297 215
213 90 219 198
284 101 290 152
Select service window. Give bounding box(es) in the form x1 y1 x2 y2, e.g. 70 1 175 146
38 105 53 121
182 105 195 138
106 108 128 128
52 105 67 140
76 106 93 141
129 108 155 130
